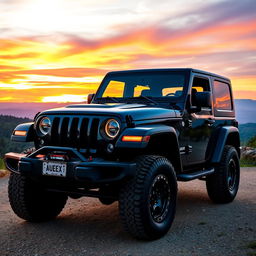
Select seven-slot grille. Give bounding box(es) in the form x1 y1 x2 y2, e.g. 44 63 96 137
50 116 100 149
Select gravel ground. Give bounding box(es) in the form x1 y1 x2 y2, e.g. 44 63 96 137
0 168 255 256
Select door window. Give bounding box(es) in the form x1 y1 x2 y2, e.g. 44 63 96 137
191 76 212 114
213 80 232 110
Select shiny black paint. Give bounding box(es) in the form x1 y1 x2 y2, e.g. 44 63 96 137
9 68 240 181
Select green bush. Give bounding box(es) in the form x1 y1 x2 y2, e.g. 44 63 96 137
240 158 256 167
0 158 5 170
247 136 256 148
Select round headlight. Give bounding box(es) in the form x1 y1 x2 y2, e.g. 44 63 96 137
38 117 51 135
104 119 120 139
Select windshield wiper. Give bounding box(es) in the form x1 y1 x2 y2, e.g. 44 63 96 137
137 95 159 105
106 96 120 103
96 96 120 103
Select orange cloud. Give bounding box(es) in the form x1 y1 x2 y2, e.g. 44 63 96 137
0 14 255 102
0 85 98 102
14 68 106 77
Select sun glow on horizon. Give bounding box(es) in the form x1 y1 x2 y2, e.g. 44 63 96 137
0 0 255 103
42 94 88 103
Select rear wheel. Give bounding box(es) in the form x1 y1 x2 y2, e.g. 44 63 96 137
8 173 67 222
119 155 177 240
206 145 240 203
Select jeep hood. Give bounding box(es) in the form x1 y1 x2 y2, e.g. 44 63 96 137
39 103 179 122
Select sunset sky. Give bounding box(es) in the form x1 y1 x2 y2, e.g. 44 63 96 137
0 0 256 103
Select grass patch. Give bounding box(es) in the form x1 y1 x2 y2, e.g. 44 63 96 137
0 158 5 170
247 241 256 249
240 158 256 167
0 158 7 177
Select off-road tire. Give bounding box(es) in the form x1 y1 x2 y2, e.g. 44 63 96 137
119 155 177 240
8 173 67 222
206 145 240 203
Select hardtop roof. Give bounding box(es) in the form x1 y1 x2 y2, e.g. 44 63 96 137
107 68 230 82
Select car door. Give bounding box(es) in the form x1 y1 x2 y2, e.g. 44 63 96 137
185 74 215 165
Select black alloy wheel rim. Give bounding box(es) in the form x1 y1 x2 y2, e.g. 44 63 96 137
227 158 237 192
149 174 171 223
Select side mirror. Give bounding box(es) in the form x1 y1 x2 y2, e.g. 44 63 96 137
87 93 95 104
194 91 212 108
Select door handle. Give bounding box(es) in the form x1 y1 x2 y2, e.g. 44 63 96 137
185 120 192 128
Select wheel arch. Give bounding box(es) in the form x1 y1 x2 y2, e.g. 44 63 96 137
116 125 182 173
210 126 240 164
146 132 182 173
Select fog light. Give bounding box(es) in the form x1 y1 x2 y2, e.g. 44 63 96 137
106 143 114 153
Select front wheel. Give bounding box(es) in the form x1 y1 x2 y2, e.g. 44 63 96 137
119 155 177 240
8 173 68 222
206 145 240 203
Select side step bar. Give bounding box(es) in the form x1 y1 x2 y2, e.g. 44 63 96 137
177 168 214 181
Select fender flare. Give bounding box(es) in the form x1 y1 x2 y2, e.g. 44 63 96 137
116 124 182 172
11 122 35 142
211 126 240 163
116 124 178 149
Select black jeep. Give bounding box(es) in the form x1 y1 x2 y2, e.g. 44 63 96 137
5 68 240 240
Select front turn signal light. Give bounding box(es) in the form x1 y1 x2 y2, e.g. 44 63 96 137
14 130 27 136
121 135 150 142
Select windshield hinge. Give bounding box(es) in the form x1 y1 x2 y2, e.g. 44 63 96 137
126 115 135 128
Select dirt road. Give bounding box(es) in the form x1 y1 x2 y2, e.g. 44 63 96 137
0 168 255 256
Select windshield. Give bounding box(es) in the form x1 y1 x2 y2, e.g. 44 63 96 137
95 71 187 103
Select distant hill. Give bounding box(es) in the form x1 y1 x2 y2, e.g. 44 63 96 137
239 123 256 145
0 115 32 137
235 99 256 124
0 102 70 119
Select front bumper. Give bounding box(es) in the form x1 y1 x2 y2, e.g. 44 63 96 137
5 146 136 184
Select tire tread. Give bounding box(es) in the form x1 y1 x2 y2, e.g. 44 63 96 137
206 145 240 203
119 155 177 239
8 173 67 222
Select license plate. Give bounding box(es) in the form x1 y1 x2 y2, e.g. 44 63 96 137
42 161 67 177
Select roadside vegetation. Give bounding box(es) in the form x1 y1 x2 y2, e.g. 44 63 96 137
240 159 256 167
247 135 256 148
0 158 5 170
0 158 7 177
240 136 256 167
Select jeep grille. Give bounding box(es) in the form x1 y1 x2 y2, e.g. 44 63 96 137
50 116 100 149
